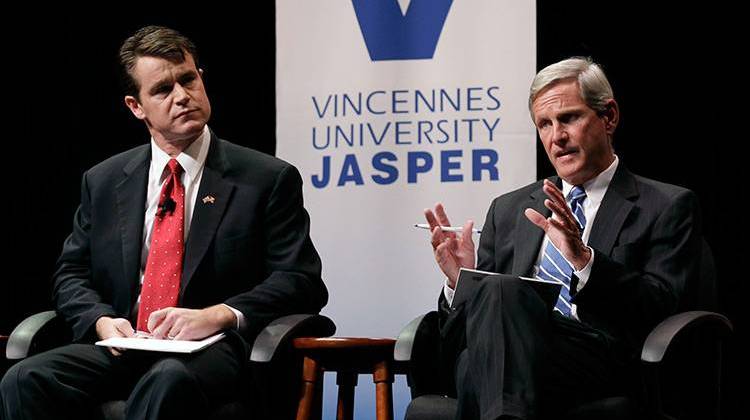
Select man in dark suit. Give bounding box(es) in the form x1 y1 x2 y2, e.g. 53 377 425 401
0 26 327 419
424 57 701 419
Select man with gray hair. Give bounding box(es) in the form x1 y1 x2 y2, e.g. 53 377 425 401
424 57 702 419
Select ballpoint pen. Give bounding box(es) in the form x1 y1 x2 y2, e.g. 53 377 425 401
414 224 482 234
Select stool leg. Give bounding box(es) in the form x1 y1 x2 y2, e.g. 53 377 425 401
296 356 321 420
313 371 324 420
373 361 394 420
336 371 357 420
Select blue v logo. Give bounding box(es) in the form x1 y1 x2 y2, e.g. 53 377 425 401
352 0 453 61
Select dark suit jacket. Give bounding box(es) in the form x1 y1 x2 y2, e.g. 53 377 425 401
52 131 327 344
439 164 701 360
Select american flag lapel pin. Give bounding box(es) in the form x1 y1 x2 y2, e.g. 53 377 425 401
202 195 216 204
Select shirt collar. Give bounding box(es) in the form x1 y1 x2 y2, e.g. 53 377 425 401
561 155 619 205
150 125 211 183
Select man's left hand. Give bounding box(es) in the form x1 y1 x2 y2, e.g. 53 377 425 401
147 304 236 340
524 179 591 270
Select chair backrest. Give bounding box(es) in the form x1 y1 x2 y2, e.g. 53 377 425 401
655 239 729 420
681 238 717 312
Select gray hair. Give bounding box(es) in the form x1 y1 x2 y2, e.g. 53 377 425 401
528 57 613 116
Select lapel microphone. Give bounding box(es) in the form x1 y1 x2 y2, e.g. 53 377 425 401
157 197 176 217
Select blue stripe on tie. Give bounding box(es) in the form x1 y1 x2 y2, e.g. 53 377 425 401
544 245 572 279
573 203 585 228
535 185 586 317
569 186 587 233
538 266 567 285
557 296 572 308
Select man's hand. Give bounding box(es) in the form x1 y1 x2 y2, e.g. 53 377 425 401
95 316 135 356
147 305 236 341
524 179 591 270
425 203 476 289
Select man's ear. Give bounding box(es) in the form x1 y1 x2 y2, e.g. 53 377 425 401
601 99 619 134
124 96 145 120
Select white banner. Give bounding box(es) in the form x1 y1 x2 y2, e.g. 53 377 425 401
277 1 536 416
277 0 536 339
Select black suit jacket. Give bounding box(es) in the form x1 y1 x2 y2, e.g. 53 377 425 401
439 164 701 357
53 132 327 343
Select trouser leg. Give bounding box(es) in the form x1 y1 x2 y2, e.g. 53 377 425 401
0 344 142 420
463 277 550 420
537 314 630 418
459 276 631 420
455 348 480 420
125 332 247 420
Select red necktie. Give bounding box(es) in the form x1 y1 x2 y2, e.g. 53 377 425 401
136 158 185 332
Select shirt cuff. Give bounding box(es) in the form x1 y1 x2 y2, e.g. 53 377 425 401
443 280 456 307
573 246 595 292
222 304 246 330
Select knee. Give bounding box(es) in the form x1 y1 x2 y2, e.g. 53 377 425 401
471 276 535 312
127 358 206 417
1 364 22 416
476 275 501 293
145 358 196 389
0 364 19 397
1 358 53 408
1 360 38 396
474 276 526 301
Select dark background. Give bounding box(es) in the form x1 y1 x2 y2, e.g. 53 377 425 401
1 2 743 417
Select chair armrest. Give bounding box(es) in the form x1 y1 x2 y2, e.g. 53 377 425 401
6 311 65 359
394 313 429 362
249 314 336 363
394 311 446 397
641 310 733 363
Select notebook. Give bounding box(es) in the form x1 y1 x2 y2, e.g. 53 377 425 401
96 332 225 353
451 268 562 311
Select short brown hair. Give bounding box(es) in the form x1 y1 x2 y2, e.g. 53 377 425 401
118 25 199 98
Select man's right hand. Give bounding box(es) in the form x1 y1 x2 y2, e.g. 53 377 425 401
95 316 135 356
424 203 476 289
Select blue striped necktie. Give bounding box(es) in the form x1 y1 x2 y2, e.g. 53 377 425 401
536 186 587 316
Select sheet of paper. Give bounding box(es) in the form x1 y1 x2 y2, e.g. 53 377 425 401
95 332 225 353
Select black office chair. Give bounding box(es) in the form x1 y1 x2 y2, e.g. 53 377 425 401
394 241 733 420
5 311 336 420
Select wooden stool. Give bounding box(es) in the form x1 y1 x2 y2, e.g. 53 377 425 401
293 337 401 420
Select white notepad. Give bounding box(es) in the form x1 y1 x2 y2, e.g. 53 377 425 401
95 332 225 353
452 268 562 311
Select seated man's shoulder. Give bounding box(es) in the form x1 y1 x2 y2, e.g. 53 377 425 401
216 138 299 183
631 174 697 207
85 144 151 180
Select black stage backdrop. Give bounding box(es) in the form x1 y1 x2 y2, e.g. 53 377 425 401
1 3 742 417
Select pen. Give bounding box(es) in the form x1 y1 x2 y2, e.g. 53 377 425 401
414 224 482 234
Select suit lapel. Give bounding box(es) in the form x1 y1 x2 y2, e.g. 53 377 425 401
181 134 235 294
511 179 553 276
115 146 150 306
587 165 638 255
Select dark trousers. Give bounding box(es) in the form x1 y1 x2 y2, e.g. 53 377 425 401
454 277 631 420
0 332 247 420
